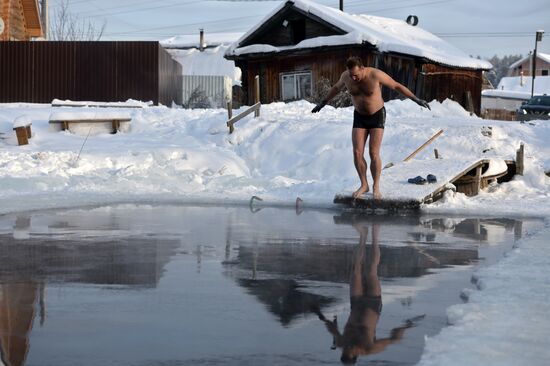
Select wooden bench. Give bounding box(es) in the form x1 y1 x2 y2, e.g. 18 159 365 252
49 110 132 134
13 116 32 146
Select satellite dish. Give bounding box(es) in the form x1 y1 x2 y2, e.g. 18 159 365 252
0 17 4 35
406 15 419 26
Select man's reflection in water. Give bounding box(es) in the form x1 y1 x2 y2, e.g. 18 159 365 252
314 223 417 364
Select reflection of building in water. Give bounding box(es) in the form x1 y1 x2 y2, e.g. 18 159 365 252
0 235 179 287
419 218 523 242
237 278 336 327
228 243 478 283
0 283 43 366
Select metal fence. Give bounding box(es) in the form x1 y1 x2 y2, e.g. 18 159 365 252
0 41 182 106
182 75 232 108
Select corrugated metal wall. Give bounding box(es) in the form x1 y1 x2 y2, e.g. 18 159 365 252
0 41 182 105
182 75 231 108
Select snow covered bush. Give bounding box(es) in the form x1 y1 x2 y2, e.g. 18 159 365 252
309 76 352 108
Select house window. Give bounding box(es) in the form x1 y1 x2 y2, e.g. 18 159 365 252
280 71 312 101
542 70 549 76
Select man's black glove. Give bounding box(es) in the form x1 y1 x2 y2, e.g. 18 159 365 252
413 97 431 110
311 100 327 113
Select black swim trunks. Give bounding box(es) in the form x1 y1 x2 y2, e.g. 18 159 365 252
350 295 383 315
353 107 386 129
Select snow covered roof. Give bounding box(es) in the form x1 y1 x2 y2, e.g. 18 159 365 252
161 32 243 49
509 52 550 69
494 76 550 94
226 0 492 70
166 45 241 82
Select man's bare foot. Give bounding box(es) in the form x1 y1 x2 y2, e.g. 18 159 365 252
373 188 382 200
352 184 369 198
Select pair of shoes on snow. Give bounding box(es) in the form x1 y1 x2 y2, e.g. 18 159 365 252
408 174 437 185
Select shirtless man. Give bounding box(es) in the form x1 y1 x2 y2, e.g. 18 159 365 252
311 56 430 199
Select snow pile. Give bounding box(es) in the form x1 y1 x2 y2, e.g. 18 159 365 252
161 32 243 49
417 226 550 366
227 0 492 70
0 98 549 215
167 45 241 82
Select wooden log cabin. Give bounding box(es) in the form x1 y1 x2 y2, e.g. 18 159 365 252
0 0 43 41
225 0 492 115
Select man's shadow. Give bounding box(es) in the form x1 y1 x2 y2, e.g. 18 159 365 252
311 222 424 364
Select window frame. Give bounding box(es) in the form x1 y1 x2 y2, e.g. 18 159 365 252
279 71 312 101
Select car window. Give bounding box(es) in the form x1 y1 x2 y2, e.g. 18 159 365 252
528 96 550 106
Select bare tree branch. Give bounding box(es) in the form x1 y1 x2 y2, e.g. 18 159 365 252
49 0 107 41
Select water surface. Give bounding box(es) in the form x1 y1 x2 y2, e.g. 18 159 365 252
0 205 542 365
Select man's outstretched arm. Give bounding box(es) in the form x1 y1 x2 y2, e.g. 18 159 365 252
311 73 346 113
374 69 431 110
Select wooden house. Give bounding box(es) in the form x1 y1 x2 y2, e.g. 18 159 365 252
0 0 43 41
508 52 550 77
225 0 492 115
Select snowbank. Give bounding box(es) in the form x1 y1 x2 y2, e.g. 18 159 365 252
417 226 550 366
0 98 549 216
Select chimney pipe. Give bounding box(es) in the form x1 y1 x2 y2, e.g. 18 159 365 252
199 28 204 52
339 0 343 11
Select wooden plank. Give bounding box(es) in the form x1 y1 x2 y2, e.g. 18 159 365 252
226 102 261 133
403 129 444 162
333 194 421 211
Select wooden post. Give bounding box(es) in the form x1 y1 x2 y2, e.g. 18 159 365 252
227 101 232 119
254 75 260 117
434 148 439 159
474 165 482 195
13 127 29 146
516 143 524 176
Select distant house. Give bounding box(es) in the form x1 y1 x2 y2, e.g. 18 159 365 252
481 75 550 120
508 52 550 77
0 0 43 41
161 32 243 108
224 0 491 115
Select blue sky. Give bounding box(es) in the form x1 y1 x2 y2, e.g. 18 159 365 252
51 0 549 58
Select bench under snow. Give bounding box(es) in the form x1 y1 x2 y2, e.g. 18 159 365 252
49 110 132 134
51 99 150 108
13 115 33 146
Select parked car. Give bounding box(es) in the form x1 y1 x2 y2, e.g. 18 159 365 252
517 94 550 121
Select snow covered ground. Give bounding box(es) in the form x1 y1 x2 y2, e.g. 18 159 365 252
1 99 549 364
1 98 549 215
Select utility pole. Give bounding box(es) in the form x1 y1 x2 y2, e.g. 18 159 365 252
339 0 344 11
40 0 49 39
531 30 544 98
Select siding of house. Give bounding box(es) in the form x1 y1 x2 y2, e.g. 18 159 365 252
509 57 550 77
238 48 376 105
421 64 483 114
0 41 182 105
237 51 482 115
